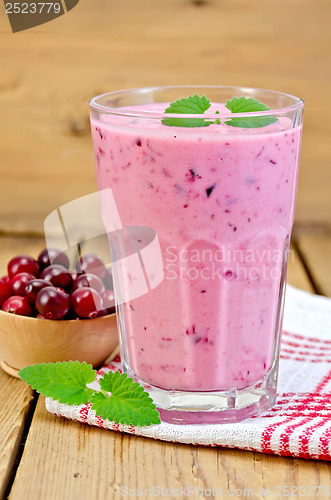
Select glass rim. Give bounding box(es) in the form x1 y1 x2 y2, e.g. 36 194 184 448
89 85 304 120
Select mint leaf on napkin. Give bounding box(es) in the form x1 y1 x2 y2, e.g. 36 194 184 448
90 371 161 426
19 361 160 427
19 360 95 405
225 96 277 128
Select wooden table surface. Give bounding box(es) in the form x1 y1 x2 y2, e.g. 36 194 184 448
0 236 330 499
0 0 331 498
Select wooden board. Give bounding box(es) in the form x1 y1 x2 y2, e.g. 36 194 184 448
9 395 331 500
9 244 331 499
0 237 43 497
0 0 331 233
296 234 331 297
0 369 34 499
287 244 314 293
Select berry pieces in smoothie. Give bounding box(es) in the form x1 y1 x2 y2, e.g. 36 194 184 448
186 168 201 182
206 184 216 197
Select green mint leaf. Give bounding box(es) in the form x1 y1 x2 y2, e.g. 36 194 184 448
90 371 161 426
226 96 271 113
19 362 161 427
225 116 277 128
19 361 96 405
162 117 212 128
225 96 277 128
165 94 211 114
162 94 212 128
214 109 221 124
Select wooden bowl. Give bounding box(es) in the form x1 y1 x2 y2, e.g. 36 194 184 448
0 310 119 378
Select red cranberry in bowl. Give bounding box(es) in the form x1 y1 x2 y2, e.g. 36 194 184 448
10 272 35 296
37 247 70 270
25 279 53 304
2 296 32 316
35 287 70 320
73 273 105 295
40 265 73 292
103 268 114 290
70 271 79 282
75 254 106 280
102 289 116 314
8 255 39 279
0 276 11 307
71 287 103 319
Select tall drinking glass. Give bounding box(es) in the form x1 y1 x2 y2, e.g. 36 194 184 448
89 86 303 424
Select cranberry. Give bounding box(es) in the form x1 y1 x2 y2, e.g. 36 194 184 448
71 287 103 319
25 279 53 304
0 276 11 307
73 273 105 295
37 247 70 270
75 254 106 280
103 268 114 290
2 296 32 316
8 255 39 279
10 272 35 296
71 271 79 282
102 289 116 314
62 309 79 320
40 265 73 292
36 287 70 320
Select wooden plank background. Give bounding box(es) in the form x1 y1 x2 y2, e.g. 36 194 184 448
0 0 330 234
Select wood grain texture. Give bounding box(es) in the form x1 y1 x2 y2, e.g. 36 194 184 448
287 244 314 293
8 245 329 500
0 237 42 497
0 309 118 374
9 396 331 500
0 0 330 232
296 233 331 297
0 369 34 500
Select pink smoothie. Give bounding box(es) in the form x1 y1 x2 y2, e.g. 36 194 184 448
91 103 302 392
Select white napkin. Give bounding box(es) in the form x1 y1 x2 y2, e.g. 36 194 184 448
46 285 331 460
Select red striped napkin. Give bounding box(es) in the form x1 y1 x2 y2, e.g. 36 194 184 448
46 285 331 460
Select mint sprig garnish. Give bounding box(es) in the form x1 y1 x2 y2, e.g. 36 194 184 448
161 94 277 128
91 371 160 426
161 94 212 128
225 96 277 128
19 361 161 427
19 361 95 405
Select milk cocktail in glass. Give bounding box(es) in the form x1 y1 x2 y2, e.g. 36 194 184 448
89 86 303 424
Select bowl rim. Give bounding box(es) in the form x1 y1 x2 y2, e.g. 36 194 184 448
0 309 116 323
